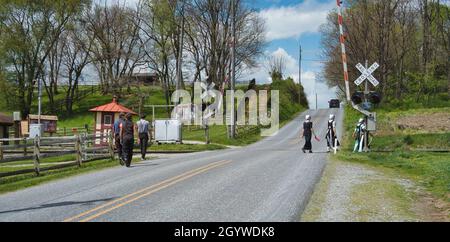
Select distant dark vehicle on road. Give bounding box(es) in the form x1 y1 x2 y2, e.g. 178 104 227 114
329 99 340 109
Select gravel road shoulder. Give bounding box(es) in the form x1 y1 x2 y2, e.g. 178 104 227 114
301 158 448 222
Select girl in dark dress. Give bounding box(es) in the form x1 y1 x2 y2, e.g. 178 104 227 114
301 115 317 153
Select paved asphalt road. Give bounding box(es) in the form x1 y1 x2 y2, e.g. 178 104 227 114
0 108 343 222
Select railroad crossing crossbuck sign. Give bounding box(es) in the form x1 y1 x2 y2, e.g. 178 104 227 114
355 62 380 87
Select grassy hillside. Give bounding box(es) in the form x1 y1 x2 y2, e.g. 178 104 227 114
182 78 308 146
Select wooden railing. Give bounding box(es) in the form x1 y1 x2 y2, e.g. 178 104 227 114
0 133 115 178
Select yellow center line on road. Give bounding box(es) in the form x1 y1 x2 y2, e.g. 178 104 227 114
63 160 232 222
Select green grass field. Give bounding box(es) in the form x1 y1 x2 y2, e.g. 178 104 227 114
338 106 450 202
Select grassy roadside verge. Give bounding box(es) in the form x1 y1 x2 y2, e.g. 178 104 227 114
0 143 227 194
302 103 449 221
0 158 119 194
0 144 226 172
337 106 450 203
148 143 226 152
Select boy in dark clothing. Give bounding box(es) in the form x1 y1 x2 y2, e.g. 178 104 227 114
113 113 125 165
120 113 135 167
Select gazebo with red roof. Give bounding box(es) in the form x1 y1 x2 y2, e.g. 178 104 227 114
89 97 137 144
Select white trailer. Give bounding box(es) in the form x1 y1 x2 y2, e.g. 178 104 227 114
154 120 182 144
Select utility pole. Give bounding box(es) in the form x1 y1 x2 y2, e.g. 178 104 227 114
230 0 236 139
299 43 302 104
316 93 318 110
38 78 42 125
176 0 186 92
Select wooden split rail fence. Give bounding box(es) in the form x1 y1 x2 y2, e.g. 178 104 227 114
0 133 115 178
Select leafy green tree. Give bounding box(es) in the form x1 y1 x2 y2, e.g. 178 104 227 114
320 0 449 105
0 0 90 117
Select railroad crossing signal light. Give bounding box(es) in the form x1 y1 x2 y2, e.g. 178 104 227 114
368 92 382 104
351 91 364 105
362 101 372 111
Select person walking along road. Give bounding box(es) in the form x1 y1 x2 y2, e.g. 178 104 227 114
113 113 125 166
121 113 135 168
301 115 318 153
136 114 151 161
353 118 365 153
326 114 340 153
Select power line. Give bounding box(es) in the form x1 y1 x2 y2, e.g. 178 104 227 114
302 59 327 63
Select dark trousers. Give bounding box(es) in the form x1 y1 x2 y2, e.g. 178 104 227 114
303 135 312 151
122 136 134 166
114 135 122 160
139 133 149 159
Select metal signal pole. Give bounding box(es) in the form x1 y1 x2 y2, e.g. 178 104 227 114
299 44 302 86
316 93 318 110
299 43 302 104
230 0 236 139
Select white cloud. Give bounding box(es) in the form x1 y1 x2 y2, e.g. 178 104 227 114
243 47 336 109
259 0 335 41
94 0 139 8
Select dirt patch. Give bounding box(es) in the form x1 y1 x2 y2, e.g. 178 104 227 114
415 191 450 222
396 113 450 133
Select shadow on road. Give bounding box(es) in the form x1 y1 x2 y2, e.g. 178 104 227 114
129 163 160 168
0 198 116 215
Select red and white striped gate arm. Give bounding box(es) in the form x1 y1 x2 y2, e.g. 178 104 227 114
337 0 351 101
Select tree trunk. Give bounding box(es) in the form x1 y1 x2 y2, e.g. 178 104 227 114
422 0 432 75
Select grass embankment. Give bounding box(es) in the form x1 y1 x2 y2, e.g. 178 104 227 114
0 158 117 194
337 106 450 202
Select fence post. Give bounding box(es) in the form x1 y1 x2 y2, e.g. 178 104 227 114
24 138 28 156
0 142 3 161
108 131 115 161
82 133 88 161
33 136 40 176
75 135 82 167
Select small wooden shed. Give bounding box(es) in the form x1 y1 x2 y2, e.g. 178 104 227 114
132 72 160 86
0 113 13 139
28 115 58 134
89 97 137 144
